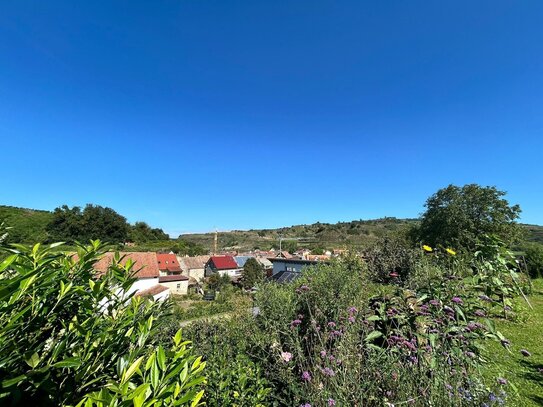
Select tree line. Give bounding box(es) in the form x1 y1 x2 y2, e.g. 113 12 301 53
46 204 169 244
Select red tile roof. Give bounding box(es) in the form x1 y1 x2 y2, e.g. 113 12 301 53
156 253 182 272
93 252 160 279
159 275 189 283
135 284 169 297
209 255 239 270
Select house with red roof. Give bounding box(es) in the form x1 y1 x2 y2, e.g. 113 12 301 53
93 252 188 299
205 255 242 278
156 253 182 275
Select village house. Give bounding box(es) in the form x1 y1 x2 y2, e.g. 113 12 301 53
158 274 189 295
156 253 182 276
93 252 189 300
178 255 210 283
205 255 241 278
269 258 320 283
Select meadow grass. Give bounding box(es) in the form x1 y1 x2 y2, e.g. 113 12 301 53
482 279 543 406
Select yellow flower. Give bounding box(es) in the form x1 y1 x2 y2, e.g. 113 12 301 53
422 245 433 252
446 248 456 256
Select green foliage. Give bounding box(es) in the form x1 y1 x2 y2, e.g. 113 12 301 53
171 239 207 256
129 221 169 243
241 257 264 289
521 242 543 279
0 206 52 243
46 204 131 243
0 239 205 406
282 240 298 253
184 319 272 406
417 184 522 252
206 273 231 291
363 235 420 283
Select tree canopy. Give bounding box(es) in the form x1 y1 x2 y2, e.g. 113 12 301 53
417 184 522 251
46 204 131 243
241 257 265 289
129 221 170 242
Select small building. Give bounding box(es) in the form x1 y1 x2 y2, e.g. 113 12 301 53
93 252 168 300
158 274 189 295
157 253 182 276
135 284 170 301
178 255 210 283
269 258 320 283
205 255 241 278
275 251 293 259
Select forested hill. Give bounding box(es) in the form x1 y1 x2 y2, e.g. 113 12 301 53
1 205 543 250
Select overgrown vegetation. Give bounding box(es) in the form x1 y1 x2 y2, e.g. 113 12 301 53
0 239 205 406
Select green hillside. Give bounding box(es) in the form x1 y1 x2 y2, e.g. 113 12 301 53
2 205 542 251
183 218 419 252
0 205 53 243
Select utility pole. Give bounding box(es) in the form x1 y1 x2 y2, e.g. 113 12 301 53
214 229 218 255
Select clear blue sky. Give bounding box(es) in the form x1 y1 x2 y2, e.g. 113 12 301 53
1 1 542 236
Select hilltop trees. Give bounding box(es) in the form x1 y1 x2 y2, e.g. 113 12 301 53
47 204 130 243
417 184 522 251
130 221 169 242
46 205 170 244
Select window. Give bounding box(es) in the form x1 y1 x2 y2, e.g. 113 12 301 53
177 283 181 289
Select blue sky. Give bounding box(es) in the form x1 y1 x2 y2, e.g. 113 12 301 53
1 1 542 236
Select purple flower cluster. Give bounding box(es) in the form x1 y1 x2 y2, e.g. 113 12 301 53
291 319 302 328
301 371 312 381
451 297 463 305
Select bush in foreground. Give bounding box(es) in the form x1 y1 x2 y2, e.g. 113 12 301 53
0 240 205 406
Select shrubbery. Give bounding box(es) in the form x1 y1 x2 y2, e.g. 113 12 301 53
0 240 205 406
179 242 531 406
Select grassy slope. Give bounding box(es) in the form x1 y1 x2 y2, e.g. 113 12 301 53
0 205 53 243
482 279 543 406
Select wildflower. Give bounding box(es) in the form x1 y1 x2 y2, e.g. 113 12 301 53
429 299 440 306
443 306 455 315
474 310 486 317
329 330 343 338
323 367 335 377
423 245 433 252
348 306 358 314
348 316 355 323
500 339 510 348
520 349 531 357
390 272 399 278
446 248 456 256
301 371 312 381
327 321 336 328
300 285 310 291
320 350 327 358
497 377 507 385
281 352 292 362
291 319 302 328
479 294 492 302
451 297 463 305
327 399 336 406
300 404 311 407
466 351 476 358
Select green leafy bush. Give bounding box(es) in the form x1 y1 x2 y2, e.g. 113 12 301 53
0 240 205 406
521 242 543 279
